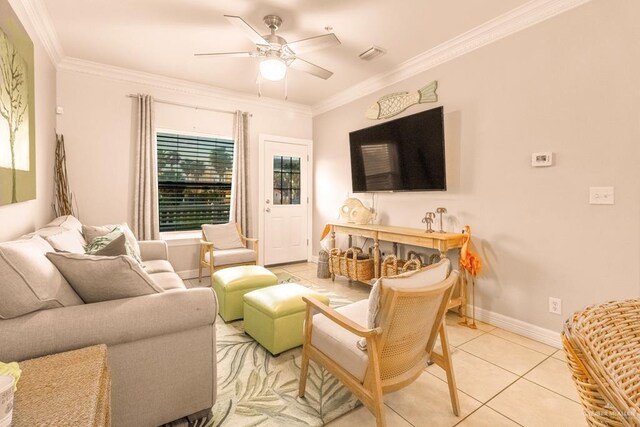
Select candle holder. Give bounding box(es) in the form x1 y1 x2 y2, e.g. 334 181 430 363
436 207 447 233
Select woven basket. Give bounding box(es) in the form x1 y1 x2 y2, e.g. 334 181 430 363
381 254 423 277
329 247 374 282
562 299 640 427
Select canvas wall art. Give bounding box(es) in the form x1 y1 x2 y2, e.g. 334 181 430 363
0 0 35 205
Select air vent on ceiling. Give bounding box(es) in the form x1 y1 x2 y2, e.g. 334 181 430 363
359 45 386 61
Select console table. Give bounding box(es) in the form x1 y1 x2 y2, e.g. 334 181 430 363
327 222 468 316
13 345 111 426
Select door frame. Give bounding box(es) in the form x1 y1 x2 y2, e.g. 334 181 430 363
258 134 313 266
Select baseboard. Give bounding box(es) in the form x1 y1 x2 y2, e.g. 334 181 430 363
467 304 562 349
177 269 200 280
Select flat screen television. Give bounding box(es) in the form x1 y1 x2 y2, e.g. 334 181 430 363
349 106 446 192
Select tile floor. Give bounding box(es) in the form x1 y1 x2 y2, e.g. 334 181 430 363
188 262 587 427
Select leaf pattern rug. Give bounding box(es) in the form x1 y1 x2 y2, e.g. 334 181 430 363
207 275 362 427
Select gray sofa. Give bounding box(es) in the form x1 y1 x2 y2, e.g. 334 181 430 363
0 216 217 426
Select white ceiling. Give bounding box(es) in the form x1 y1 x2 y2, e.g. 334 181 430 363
42 0 530 105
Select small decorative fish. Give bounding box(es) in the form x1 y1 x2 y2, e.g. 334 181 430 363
365 80 438 120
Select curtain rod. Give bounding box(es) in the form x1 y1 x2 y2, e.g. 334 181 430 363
126 94 251 116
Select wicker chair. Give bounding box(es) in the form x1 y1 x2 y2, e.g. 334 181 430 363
562 299 640 427
299 264 460 427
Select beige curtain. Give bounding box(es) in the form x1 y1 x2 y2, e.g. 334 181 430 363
133 94 159 240
230 111 250 236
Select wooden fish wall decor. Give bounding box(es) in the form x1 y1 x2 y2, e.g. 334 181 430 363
365 80 438 120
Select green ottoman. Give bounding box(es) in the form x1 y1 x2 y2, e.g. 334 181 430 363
212 265 278 322
243 283 330 355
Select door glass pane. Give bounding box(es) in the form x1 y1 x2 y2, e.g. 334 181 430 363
272 155 301 205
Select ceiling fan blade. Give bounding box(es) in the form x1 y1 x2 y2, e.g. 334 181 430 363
289 58 333 80
224 15 269 46
194 51 254 58
285 33 340 55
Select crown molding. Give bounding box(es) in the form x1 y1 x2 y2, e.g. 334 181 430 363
58 57 313 117
16 0 64 65
311 0 593 116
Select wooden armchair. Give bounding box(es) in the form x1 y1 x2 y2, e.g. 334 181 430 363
299 261 460 427
198 223 259 284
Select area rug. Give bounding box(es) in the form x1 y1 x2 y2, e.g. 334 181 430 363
206 282 361 427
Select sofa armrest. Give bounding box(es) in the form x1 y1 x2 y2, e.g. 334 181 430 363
0 287 217 362
139 240 169 261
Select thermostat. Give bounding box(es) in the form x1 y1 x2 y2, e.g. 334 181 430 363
531 152 553 167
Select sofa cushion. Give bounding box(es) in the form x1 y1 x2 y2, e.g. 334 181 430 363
44 228 87 254
84 226 141 264
143 260 174 274
149 272 186 291
202 223 244 250
0 236 84 319
83 223 141 262
204 248 256 266
311 299 369 382
45 215 83 233
46 252 163 303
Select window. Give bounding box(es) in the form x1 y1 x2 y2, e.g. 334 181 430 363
273 156 301 205
156 132 234 232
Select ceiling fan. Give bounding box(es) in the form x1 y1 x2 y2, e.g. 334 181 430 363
195 15 340 82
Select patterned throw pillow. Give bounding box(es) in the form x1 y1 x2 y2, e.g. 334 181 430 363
85 227 142 264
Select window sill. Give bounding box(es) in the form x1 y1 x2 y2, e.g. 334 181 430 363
160 231 201 246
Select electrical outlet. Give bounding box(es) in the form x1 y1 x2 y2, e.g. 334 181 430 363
549 297 562 315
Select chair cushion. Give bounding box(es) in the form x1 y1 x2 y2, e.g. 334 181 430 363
244 283 330 318
311 299 370 382
44 228 87 254
149 272 186 291
46 252 163 303
143 259 175 274
205 248 257 266
0 236 84 319
212 265 278 292
367 258 451 329
202 223 244 250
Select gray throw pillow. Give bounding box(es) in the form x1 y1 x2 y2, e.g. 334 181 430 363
82 223 141 261
0 236 83 319
46 252 163 304
84 226 142 264
94 234 127 256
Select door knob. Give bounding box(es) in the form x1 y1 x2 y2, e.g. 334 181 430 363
265 208 271 213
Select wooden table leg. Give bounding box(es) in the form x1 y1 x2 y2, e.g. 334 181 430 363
330 227 336 281
373 237 380 279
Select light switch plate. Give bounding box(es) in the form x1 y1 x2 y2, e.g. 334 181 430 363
531 152 553 167
589 187 614 205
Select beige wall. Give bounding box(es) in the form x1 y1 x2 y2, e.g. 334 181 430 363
56 70 312 274
0 0 57 241
313 0 640 332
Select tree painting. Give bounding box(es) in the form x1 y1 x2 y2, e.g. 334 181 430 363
0 28 29 204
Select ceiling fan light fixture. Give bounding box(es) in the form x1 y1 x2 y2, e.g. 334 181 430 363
260 55 287 81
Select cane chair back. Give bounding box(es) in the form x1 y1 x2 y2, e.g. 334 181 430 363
374 271 458 390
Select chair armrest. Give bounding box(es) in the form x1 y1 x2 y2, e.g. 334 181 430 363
200 240 214 247
303 296 380 338
0 288 217 362
138 240 169 261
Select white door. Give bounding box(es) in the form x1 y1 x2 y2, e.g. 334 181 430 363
262 139 309 265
